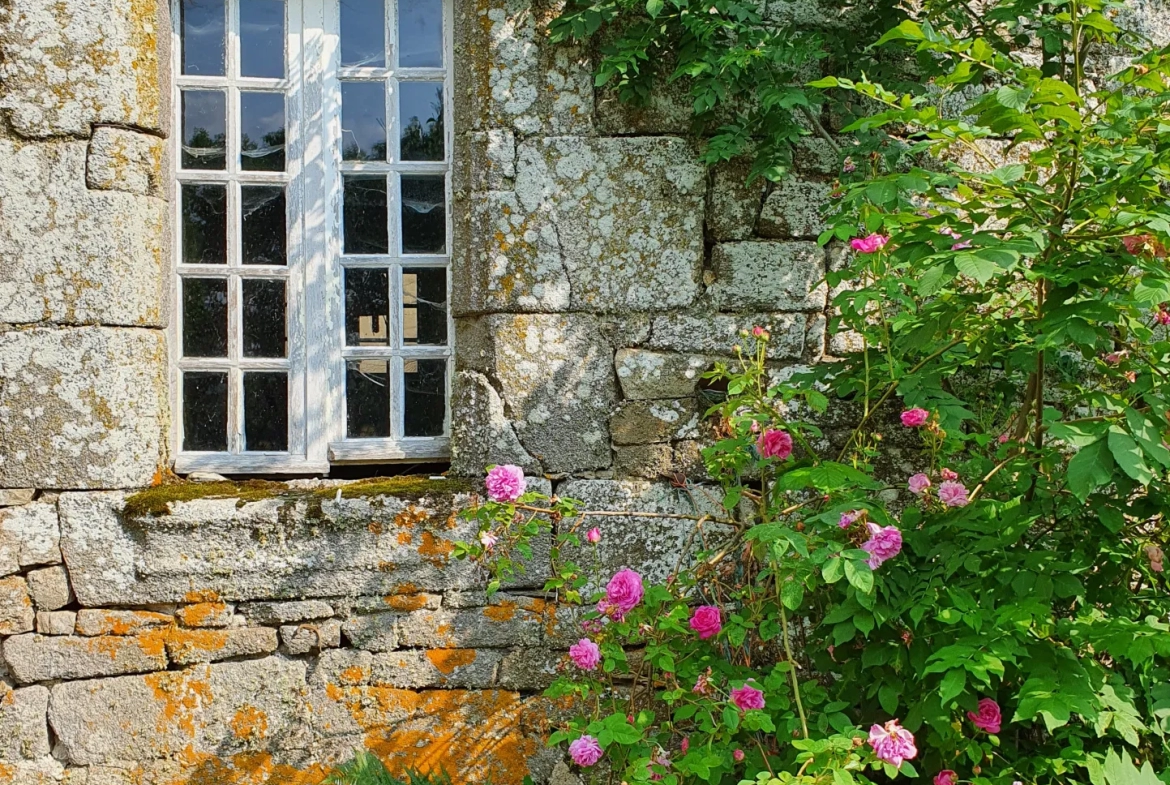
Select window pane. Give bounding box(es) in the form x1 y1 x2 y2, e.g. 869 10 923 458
181 0 225 76
341 0 385 68
183 372 228 451
398 0 442 67
403 359 446 436
346 360 390 438
400 175 445 254
402 268 446 345
241 92 285 171
244 372 288 450
241 186 287 265
399 82 443 161
240 0 285 78
345 268 389 346
182 278 228 357
181 90 226 170
181 184 228 264
343 175 389 254
242 279 286 357
341 81 386 161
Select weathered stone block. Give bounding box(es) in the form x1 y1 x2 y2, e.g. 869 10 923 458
454 137 705 314
87 127 166 197
165 627 279 666
612 444 674 479
0 499 60 577
0 328 166 489
396 604 546 649
240 599 334 625
0 575 34 635
449 371 542 476
0 489 35 507
26 565 72 610
341 613 398 653
648 313 811 360
708 242 827 312
757 180 831 239
0 140 166 326
321 648 503 689
349 592 442 614
174 602 233 628
611 399 700 445
4 633 166 683
708 157 766 241
497 648 567 691
455 130 516 192
280 619 342 654
75 609 172 636
0 684 50 761
614 349 712 400
458 314 616 472
36 609 76 635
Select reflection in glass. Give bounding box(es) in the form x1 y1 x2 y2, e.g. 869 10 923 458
182 278 228 357
346 360 390 437
402 268 446 345
345 268 389 346
244 372 288 450
404 359 446 436
398 0 442 67
181 90 226 170
341 81 386 161
181 184 228 265
240 0 285 78
344 176 389 254
241 92 285 171
401 176 445 254
242 279 286 357
183 372 228 451
340 0 385 67
241 186 286 265
399 82 444 161
182 0 225 75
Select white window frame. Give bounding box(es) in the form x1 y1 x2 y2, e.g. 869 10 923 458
169 0 454 475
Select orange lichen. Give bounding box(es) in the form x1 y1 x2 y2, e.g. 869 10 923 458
483 601 517 622
383 593 428 612
176 602 228 628
367 520 385 535
392 582 419 594
417 531 454 568
145 668 214 738
394 506 429 529
425 649 477 675
229 706 269 741
76 609 173 636
184 590 222 603
396 530 413 545
338 665 369 685
163 628 230 661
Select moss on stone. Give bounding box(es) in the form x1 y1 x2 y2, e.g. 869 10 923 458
122 480 287 518
318 476 477 501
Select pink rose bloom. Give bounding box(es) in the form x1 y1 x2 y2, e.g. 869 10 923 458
688 605 723 640
839 510 863 528
1156 308 1170 326
680 737 689 754
568 638 601 671
862 522 903 569
569 735 604 767
602 568 644 617
757 429 793 460
851 233 889 254
730 682 766 711
939 480 969 508
484 464 525 502
968 698 1002 734
586 527 601 544
952 240 972 250
751 325 770 339
908 473 931 495
693 668 712 695
868 719 918 768
998 433 1010 444
940 467 958 481
1105 352 1123 364
648 753 671 781
479 531 498 550
733 749 745 762
935 771 958 785
901 408 929 427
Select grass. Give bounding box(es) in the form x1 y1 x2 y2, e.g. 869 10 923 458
325 753 453 785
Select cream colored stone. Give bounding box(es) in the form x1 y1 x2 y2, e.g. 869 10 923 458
86 127 165 197
27 565 72 610
36 610 76 635
0 499 60 576
0 575 34 635
0 683 50 760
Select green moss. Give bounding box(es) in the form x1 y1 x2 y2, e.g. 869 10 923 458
316 476 476 501
123 480 286 519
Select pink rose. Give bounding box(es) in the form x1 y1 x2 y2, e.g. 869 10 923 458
730 682 765 711
1105 352 1123 365
839 510 863 528
1156 307 1170 326
967 698 1002 734
851 233 889 254
868 719 917 768
935 771 958 785
862 522 903 569
688 605 723 640
908 473 931 495
586 527 601 544
568 638 601 671
680 737 689 754
600 569 643 617
751 325 770 339
938 480 969 508
569 735 604 767
940 467 958 481
692 668 712 695
901 408 929 427
952 240 972 250
484 464 525 502
733 749 745 762
757 429 793 460
479 531 498 550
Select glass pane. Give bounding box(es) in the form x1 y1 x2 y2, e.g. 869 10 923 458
241 185 287 265
398 0 442 67
344 175 389 254
402 268 446 345
241 92 285 171
244 372 288 451
183 372 228 451
242 279 286 357
345 268 389 346
181 0 225 76
341 81 386 161
341 0 385 68
401 175 445 254
399 82 444 161
404 359 446 436
240 0 285 78
181 184 227 264
182 278 228 357
181 90 226 170
346 360 390 438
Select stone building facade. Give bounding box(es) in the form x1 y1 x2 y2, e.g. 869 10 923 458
1 0 1167 782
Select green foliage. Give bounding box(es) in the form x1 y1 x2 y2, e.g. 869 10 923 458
325 753 452 785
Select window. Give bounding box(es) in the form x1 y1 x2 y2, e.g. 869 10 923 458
171 0 452 473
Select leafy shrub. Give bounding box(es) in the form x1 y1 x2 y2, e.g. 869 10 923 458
325 752 452 785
